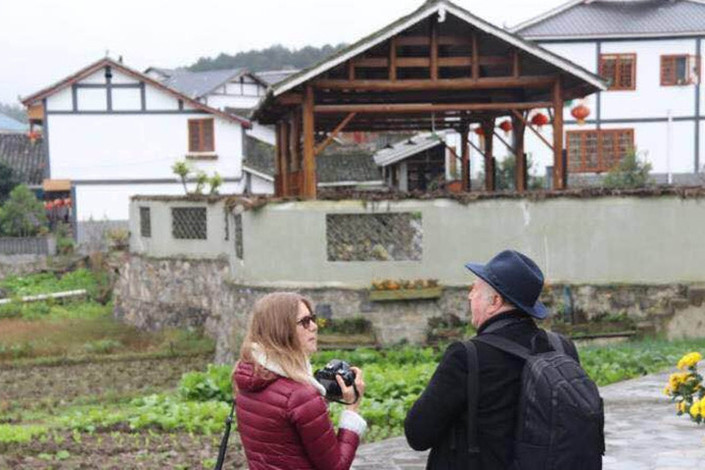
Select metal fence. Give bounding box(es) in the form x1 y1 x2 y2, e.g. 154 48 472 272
0 236 56 255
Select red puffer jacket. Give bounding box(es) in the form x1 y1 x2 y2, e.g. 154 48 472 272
234 361 361 470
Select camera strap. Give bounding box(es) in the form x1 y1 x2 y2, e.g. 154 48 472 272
213 399 236 470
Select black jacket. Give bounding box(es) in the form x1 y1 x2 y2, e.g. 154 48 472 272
404 311 579 470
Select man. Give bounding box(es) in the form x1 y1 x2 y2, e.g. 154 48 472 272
404 250 579 469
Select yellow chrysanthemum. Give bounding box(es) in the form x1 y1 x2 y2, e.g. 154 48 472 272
677 352 703 370
690 402 701 418
677 402 687 413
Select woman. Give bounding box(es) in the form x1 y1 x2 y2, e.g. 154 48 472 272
233 292 367 470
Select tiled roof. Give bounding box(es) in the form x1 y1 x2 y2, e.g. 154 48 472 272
0 113 27 132
374 131 448 167
242 135 382 184
254 69 299 86
514 0 705 39
0 134 47 186
163 68 245 99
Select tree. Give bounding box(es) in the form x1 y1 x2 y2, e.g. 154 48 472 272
0 184 48 237
0 161 20 202
495 154 544 191
602 150 652 189
0 103 28 123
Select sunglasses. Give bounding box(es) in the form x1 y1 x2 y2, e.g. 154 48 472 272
296 314 318 330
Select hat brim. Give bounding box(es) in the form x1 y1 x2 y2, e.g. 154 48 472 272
465 262 548 320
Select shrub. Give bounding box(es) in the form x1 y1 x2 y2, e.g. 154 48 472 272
0 184 48 237
602 150 652 189
178 364 232 402
82 339 122 355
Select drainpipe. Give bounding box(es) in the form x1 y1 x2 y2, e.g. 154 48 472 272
667 109 673 184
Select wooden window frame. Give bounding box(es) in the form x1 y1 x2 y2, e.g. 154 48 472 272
660 54 700 86
188 118 215 153
599 53 637 91
567 128 635 173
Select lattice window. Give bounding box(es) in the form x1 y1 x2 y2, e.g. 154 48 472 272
234 214 243 259
326 213 422 262
599 54 636 90
567 129 634 173
661 55 699 86
172 207 207 240
188 118 215 152
139 207 151 238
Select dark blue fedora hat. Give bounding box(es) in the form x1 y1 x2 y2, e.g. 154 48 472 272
464 250 548 319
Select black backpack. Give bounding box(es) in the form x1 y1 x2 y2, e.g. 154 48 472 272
465 328 605 470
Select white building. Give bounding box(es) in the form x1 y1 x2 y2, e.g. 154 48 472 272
513 0 705 184
21 57 253 240
145 66 299 194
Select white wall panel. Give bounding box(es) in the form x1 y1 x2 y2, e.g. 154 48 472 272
112 88 142 111
77 88 107 111
206 94 260 110
246 123 275 145
48 114 243 180
145 87 179 110
46 87 73 111
81 69 107 84
110 69 140 85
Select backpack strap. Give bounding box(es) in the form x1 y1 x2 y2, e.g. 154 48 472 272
463 340 481 455
546 331 565 354
473 334 532 360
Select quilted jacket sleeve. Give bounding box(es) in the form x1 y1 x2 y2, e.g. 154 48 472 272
288 386 360 470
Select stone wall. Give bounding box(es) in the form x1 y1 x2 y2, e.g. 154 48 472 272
114 254 705 363
0 255 50 281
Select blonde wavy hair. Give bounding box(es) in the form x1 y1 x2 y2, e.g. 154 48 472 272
239 292 314 385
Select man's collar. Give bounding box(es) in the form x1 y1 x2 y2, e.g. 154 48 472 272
477 309 532 334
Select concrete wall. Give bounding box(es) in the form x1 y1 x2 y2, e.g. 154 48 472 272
129 194 705 287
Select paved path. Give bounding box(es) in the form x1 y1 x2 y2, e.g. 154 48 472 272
352 371 705 469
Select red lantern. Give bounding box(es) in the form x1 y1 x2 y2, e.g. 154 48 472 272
54 198 64 208
45 201 54 211
473 126 484 136
531 112 549 129
64 198 72 207
570 103 591 125
498 120 513 136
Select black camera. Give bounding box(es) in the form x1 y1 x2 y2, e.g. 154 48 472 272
314 359 357 402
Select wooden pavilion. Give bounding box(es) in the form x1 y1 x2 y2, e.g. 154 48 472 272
253 0 607 198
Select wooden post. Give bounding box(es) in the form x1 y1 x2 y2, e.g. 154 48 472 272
290 110 301 173
461 125 470 191
482 118 496 191
472 32 479 80
275 122 282 196
430 17 438 81
389 37 397 81
512 113 527 192
553 77 565 190
280 120 290 196
302 85 316 198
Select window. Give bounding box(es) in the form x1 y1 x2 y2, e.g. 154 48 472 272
172 207 207 240
661 55 699 86
188 118 215 152
599 54 636 90
567 129 634 173
139 207 151 238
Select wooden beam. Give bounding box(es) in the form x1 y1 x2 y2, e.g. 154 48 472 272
276 94 302 105
280 121 290 196
511 109 554 152
553 77 565 190
389 37 397 81
430 17 438 81
461 126 470 191
313 76 555 91
315 101 553 114
314 112 356 156
472 32 479 79
347 60 355 81
513 50 520 78
302 85 316 198
290 110 301 171
354 57 389 67
396 35 470 46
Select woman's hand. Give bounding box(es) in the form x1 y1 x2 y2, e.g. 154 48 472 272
336 366 365 412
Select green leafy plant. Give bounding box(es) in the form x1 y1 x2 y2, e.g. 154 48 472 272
602 150 653 189
0 184 48 237
209 172 223 195
664 352 705 423
172 160 192 194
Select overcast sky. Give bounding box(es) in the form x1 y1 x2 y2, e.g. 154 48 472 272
0 0 567 105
